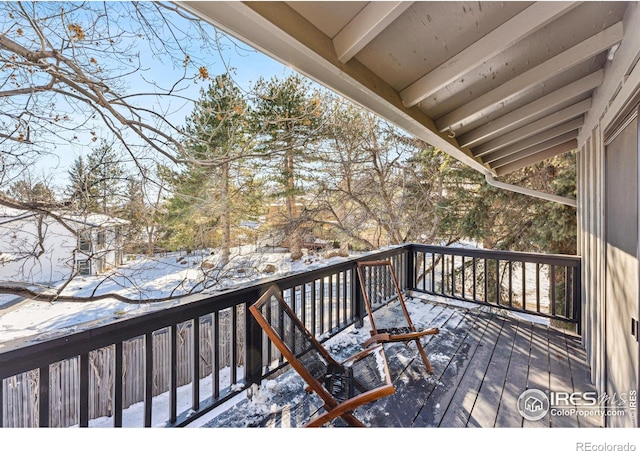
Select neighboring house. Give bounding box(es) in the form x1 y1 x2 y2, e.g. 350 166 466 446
0 207 128 285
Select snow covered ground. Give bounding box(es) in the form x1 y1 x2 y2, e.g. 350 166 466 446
0 245 359 345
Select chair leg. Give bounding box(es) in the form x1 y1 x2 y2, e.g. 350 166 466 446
415 338 434 374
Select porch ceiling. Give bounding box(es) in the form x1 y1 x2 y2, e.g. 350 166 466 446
177 1 629 177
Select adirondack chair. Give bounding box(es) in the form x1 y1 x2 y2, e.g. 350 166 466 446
356 260 440 373
249 284 395 427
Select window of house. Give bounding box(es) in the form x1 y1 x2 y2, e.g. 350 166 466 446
77 260 91 276
97 231 106 247
78 231 91 252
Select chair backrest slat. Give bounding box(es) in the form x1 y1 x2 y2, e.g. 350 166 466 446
357 260 414 334
250 286 339 406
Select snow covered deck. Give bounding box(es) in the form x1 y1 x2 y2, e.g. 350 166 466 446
199 296 601 428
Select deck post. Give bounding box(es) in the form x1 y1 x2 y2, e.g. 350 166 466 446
406 245 416 291
245 288 265 386
353 266 365 328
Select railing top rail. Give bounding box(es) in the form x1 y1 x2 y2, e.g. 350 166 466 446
410 243 580 266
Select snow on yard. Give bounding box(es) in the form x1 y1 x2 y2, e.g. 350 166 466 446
0 245 357 345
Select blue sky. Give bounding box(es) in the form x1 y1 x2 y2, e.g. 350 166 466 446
35 8 295 190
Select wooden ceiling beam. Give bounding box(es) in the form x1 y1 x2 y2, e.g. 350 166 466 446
494 138 578 175
483 118 583 164
458 70 603 147
333 2 413 64
435 22 623 133
472 98 591 157
400 1 579 108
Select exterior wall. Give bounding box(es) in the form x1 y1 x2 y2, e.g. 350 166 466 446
577 1 640 415
0 214 78 284
0 214 125 285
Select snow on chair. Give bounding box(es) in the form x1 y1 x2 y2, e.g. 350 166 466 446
356 260 440 374
249 284 395 427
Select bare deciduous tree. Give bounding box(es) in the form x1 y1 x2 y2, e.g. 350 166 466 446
0 1 257 302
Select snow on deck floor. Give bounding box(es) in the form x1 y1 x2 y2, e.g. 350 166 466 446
188 296 598 429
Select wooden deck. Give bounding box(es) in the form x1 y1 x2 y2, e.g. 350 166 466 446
202 297 602 428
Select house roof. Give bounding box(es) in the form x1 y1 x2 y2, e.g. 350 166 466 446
0 207 129 229
177 1 636 183
0 207 34 225
60 212 129 229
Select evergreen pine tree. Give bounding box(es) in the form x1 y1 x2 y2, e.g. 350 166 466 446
250 74 324 260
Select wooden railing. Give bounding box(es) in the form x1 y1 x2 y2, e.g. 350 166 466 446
0 244 580 428
410 244 581 333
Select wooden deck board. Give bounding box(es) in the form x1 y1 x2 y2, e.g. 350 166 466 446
411 309 481 425
564 332 604 428
522 323 551 427
363 305 466 427
202 298 602 429
438 313 505 427
494 321 532 427
548 328 580 427
468 317 519 427
413 308 488 427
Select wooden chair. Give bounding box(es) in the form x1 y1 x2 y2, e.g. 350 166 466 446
356 260 440 373
249 285 395 427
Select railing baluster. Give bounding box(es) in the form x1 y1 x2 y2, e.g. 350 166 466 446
495 260 501 305
319 278 325 334
213 311 220 399
342 271 348 325
301 282 307 329
336 273 341 326
38 365 50 428
472 257 477 301
574 266 582 335
536 263 541 313
522 262 527 311
441 253 445 295
192 317 200 411
79 352 89 427
461 256 465 299
484 259 488 304
280 291 287 361
114 342 123 427
231 306 238 385
329 275 334 331
508 261 513 308
565 266 571 318
311 279 317 336
352 267 363 327
551 265 557 317
422 252 426 290
144 332 153 428
451 254 455 297
431 252 435 292
170 324 177 424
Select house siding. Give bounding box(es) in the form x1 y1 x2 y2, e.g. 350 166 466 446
577 2 640 427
